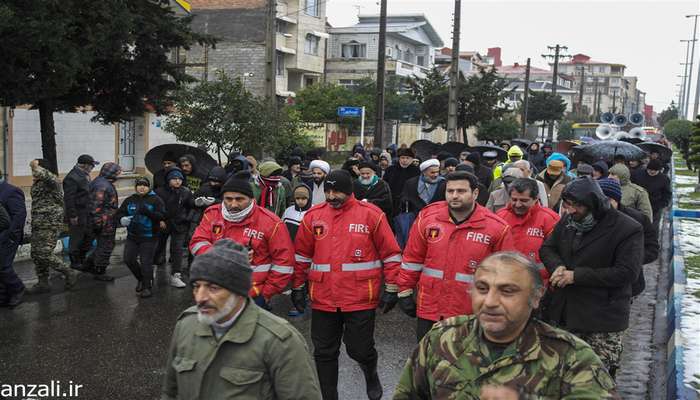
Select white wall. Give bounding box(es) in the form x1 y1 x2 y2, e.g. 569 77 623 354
12 109 115 176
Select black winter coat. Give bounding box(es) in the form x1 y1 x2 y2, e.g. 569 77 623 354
383 164 420 215
62 166 91 223
0 202 9 232
0 181 26 244
619 205 659 296
472 164 493 190
633 170 672 212
539 179 644 333
399 176 446 214
353 179 393 216
155 186 194 233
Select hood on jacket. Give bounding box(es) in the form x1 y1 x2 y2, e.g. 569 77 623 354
293 183 312 211
546 152 571 172
507 145 524 161
227 155 250 173
207 166 228 183
259 161 283 178
179 154 198 172
99 162 122 180
609 164 631 186
561 176 610 220
166 167 185 182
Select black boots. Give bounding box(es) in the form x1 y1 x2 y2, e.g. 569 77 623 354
361 363 382 400
139 279 153 298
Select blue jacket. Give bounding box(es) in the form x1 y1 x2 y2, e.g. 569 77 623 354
0 180 27 244
115 191 166 240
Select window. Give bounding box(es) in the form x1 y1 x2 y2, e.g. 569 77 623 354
305 34 320 55
305 0 319 17
338 79 359 88
341 41 366 58
585 86 593 93
610 78 621 87
395 45 402 61
586 77 594 83
276 51 285 76
417 55 425 66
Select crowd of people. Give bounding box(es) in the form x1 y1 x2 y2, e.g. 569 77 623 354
0 139 673 399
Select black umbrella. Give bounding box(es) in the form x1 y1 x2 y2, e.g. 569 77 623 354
441 141 469 158
636 142 672 162
511 138 533 151
410 140 440 162
145 144 218 175
619 137 644 145
469 145 508 162
571 141 647 165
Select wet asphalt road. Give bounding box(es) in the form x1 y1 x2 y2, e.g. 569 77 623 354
0 244 417 400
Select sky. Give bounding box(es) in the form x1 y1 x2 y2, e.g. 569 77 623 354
326 0 699 115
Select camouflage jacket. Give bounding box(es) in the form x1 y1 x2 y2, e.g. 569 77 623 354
31 166 64 228
393 316 619 400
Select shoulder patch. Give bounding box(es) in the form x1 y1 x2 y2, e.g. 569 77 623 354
257 311 294 341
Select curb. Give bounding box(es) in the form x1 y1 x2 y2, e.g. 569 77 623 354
666 158 700 400
13 228 129 263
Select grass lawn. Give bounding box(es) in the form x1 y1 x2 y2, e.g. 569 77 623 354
676 169 698 177
676 183 698 188
687 255 700 280
679 202 700 210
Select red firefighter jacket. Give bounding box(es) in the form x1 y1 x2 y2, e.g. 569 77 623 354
496 202 560 285
189 203 295 299
293 196 401 312
398 202 514 321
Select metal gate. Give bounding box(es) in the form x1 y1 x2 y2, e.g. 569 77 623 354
119 120 136 172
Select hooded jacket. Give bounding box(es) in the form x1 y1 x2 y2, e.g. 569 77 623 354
383 163 421 216
282 183 312 241
225 154 251 178
63 165 91 223
592 161 609 179
608 164 653 222
493 145 524 180
632 168 672 213
89 163 121 233
155 168 195 233
539 177 644 333
115 191 166 241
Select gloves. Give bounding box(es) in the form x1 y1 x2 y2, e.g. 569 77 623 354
291 286 307 312
398 289 417 318
120 216 133 227
195 197 216 207
253 295 271 311
378 283 399 313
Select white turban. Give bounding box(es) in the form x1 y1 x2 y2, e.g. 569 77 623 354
309 160 330 175
419 159 440 172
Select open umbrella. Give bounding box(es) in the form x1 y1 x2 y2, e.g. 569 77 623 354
440 141 469 158
619 137 644 145
511 138 533 151
469 145 508 162
636 142 672 162
410 140 440 162
556 140 580 154
571 141 647 165
145 144 218 175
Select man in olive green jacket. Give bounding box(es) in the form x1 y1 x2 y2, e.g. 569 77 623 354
162 239 321 400
609 164 653 222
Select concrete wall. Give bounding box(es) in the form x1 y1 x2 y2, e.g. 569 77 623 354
11 109 116 180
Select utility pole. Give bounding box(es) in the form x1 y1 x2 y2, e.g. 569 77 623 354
374 0 388 148
680 70 689 119
542 44 569 140
687 14 699 118
681 38 693 118
521 58 531 137
265 0 277 108
595 89 602 117
611 91 617 113
577 63 585 117
592 78 599 119
447 0 461 142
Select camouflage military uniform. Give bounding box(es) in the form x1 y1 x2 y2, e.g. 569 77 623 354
30 166 73 281
393 315 620 400
571 331 625 379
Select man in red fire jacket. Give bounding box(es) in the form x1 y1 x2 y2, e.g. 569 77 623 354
497 178 560 286
291 169 401 400
398 171 514 341
189 176 295 308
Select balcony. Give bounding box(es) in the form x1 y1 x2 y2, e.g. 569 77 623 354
390 60 430 79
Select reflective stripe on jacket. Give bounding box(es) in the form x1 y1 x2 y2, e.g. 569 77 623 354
292 196 401 312
189 203 295 299
398 202 514 321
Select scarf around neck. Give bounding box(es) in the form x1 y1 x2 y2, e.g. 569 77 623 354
259 176 281 209
221 200 255 223
359 175 380 188
565 213 596 233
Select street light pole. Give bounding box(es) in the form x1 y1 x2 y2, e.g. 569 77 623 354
447 0 461 142
687 14 700 118
374 0 388 148
681 39 692 118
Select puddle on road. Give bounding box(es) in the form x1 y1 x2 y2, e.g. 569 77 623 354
678 218 700 393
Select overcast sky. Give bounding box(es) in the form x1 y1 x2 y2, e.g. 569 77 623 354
326 0 699 115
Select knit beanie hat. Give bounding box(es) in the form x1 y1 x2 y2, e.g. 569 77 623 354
221 177 254 198
135 176 151 188
597 178 622 203
258 161 283 178
466 152 481 166
324 169 354 195
455 164 475 174
189 239 252 296
166 168 185 182
444 157 459 168
647 159 663 171
576 163 594 176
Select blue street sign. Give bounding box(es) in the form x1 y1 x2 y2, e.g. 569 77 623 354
337 106 363 117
